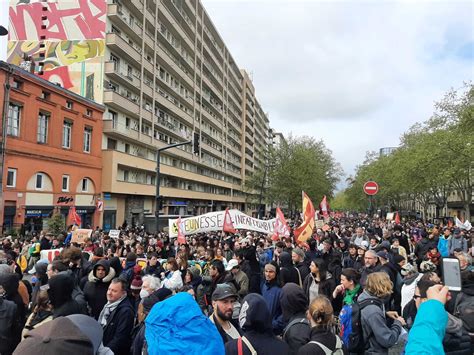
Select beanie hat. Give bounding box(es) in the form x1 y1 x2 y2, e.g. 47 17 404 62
292 248 305 260
131 275 143 290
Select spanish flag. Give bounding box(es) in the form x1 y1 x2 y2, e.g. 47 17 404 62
294 191 315 244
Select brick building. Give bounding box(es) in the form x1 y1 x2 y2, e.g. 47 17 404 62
0 61 104 234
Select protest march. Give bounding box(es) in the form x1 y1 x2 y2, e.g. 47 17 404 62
0 192 473 355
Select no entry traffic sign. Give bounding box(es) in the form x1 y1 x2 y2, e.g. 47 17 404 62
363 181 379 195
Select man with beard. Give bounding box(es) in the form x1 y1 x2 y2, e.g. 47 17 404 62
83 259 116 319
209 284 242 344
360 249 380 288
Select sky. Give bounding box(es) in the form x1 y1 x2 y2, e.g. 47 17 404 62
202 0 474 187
0 0 472 188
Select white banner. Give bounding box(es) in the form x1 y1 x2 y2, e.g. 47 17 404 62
168 209 276 238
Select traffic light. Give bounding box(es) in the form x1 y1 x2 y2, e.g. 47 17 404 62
193 132 200 154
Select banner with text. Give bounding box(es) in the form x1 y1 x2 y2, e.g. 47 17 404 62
168 209 276 238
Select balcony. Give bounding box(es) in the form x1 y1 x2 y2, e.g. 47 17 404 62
103 90 140 118
108 4 143 44
103 120 140 141
106 33 141 65
127 0 145 19
104 61 141 92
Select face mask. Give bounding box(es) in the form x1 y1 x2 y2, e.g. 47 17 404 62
139 289 149 299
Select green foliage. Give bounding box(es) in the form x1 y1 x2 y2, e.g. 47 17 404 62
45 213 65 235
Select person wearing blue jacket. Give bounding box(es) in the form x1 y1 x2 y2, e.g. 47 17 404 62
405 284 449 354
437 233 450 258
261 261 285 334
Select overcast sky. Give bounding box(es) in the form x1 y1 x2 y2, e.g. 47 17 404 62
202 0 473 186
1 0 472 188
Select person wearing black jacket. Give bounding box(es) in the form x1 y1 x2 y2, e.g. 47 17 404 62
83 259 116 319
281 283 311 355
0 272 21 355
298 295 344 355
303 259 336 306
99 278 135 355
279 252 300 286
225 293 289 355
48 272 84 318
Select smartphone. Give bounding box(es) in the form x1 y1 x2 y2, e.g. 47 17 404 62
442 258 462 292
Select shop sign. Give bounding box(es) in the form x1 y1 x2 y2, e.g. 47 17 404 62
57 196 74 204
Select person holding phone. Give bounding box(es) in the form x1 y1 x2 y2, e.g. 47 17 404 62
405 284 449 354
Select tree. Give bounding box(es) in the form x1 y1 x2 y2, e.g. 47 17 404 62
45 213 65 235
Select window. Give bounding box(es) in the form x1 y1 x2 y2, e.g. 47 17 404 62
12 79 22 90
83 127 92 153
86 109 92 117
62 175 69 191
108 110 117 121
125 117 130 129
37 112 49 143
81 178 89 192
6 168 16 187
107 138 117 150
66 101 73 109
62 121 72 148
41 91 50 100
35 173 43 189
7 104 21 137
124 170 129 181
124 143 130 153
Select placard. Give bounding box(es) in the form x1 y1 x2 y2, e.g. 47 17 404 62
108 229 121 239
71 229 93 244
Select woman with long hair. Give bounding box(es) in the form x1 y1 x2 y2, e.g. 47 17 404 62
298 295 344 354
303 258 336 305
162 257 183 292
176 252 189 282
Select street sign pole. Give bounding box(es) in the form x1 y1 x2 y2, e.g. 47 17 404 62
363 181 379 217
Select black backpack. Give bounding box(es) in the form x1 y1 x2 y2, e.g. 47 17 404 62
339 298 383 353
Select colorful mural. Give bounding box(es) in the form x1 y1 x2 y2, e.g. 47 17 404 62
8 0 107 103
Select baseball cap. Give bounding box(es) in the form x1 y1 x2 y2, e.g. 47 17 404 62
376 251 389 260
226 259 239 271
212 284 237 301
14 314 102 355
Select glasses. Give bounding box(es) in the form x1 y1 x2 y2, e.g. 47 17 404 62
413 294 421 299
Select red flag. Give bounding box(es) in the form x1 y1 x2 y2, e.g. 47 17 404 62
223 208 236 234
294 192 315 244
67 206 81 226
394 211 400 224
177 216 186 245
319 195 329 219
272 207 291 241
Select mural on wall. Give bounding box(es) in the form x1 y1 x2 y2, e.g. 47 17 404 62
8 0 107 103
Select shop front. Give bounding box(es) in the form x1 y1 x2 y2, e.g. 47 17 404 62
24 206 54 233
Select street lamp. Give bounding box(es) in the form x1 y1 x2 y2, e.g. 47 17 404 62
154 133 198 232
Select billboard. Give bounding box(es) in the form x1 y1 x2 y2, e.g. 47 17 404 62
8 0 106 103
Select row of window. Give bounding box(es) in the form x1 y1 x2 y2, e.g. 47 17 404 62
7 104 93 152
6 169 91 192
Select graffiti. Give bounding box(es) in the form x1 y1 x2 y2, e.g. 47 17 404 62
8 40 105 69
8 0 106 103
9 0 106 41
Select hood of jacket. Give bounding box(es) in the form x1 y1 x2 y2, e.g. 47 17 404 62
88 259 115 283
445 313 463 335
0 272 19 298
239 293 273 334
48 272 74 308
279 251 293 267
357 289 380 304
280 282 308 321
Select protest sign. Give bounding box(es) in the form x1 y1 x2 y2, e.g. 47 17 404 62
40 248 62 262
71 229 92 244
108 230 121 239
169 209 276 238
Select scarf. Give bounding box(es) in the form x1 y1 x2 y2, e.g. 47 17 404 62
98 294 126 327
343 284 361 305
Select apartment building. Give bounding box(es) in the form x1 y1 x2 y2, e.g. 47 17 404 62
0 61 104 233
8 0 271 230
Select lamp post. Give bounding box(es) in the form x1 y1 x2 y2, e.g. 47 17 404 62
155 139 195 232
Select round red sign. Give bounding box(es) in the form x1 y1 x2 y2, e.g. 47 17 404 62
363 181 379 196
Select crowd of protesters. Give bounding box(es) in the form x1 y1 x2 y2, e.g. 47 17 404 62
0 215 473 354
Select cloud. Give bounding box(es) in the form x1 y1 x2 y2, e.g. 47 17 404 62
203 0 473 181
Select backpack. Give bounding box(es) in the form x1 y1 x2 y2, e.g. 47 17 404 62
309 336 344 355
454 292 474 333
283 317 310 340
338 298 383 352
